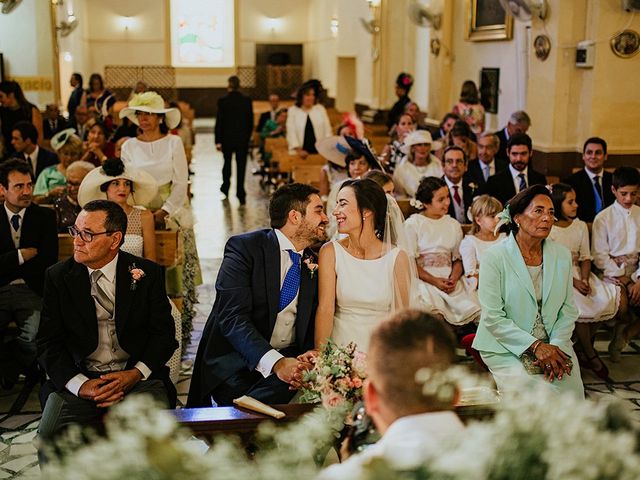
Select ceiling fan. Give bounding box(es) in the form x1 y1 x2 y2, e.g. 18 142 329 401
499 0 548 22
0 0 22 14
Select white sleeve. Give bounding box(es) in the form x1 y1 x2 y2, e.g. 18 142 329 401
161 136 189 215
577 221 592 261
286 108 301 152
255 349 284 378
459 236 478 275
65 373 90 397
451 222 463 261
591 214 624 277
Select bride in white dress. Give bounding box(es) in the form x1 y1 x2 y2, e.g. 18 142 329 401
314 178 416 353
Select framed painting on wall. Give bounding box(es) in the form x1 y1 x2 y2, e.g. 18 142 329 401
465 0 513 42
480 68 500 114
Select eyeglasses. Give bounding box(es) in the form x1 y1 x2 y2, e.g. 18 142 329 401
68 225 115 242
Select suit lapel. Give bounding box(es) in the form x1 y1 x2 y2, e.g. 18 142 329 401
63 260 98 338
264 230 281 330
0 208 12 250
503 235 536 303
296 249 315 348
114 253 135 336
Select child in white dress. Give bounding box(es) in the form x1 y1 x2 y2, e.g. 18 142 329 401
459 195 505 291
549 184 621 379
405 177 481 329
591 167 640 361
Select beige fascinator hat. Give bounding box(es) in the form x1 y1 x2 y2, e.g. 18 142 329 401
78 158 158 207
119 91 181 129
51 128 81 151
401 129 439 154
316 135 351 168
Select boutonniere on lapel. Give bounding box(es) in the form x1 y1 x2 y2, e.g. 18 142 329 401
303 255 318 279
468 182 478 192
129 263 146 291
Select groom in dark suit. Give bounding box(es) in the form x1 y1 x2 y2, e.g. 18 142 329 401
188 183 329 407
37 200 177 453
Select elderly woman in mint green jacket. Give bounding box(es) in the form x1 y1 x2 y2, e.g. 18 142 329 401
473 185 584 398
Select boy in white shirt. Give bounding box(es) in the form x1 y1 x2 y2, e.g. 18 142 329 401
591 166 640 359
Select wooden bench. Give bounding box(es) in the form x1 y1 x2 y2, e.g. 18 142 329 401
292 164 322 187
58 230 180 267
174 402 495 444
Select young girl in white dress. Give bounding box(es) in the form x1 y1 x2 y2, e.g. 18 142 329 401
315 179 414 353
548 183 622 381
460 195 505 291
405 177 481 329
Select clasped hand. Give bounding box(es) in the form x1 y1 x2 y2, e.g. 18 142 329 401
78 369 142 408
272 351 317 390
533 343 572 382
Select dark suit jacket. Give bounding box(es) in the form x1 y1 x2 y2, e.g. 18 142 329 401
43 116 68 140
466 158 509 189
484 167 547 207
495 127 509 163
187 229 318 407
67 86 83 119
256 110 275 133
214 91 254 147
37 251 177 403
563 169 615 222
22 148 58 179
445 175 480 223
0 203 58 295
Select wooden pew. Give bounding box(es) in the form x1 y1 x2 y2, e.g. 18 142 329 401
58 230 180 267
292 164 322 187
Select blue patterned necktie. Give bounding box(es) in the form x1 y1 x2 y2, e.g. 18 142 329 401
593 175 603 213
10 214 20 231
279 250 301 312
518 173 527 192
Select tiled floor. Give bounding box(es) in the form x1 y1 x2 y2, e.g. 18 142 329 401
1 119 640 477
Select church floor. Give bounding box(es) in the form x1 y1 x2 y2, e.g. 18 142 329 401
1 119 640 477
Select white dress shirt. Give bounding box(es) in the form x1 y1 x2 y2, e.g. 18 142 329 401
318 411 465 480
509 164 528 194
592 201 640 281
255 229 304 378
65 254 152 396
444 176 466 223
480 158 496 180
4 203 25 265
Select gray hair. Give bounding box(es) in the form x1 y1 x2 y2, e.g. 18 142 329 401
478 132 500 149
66 161 95 176
509 110 531 126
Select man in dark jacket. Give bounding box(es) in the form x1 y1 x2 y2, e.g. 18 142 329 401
215 75 254 205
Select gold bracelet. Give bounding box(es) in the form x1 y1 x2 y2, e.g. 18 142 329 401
531 340 542 355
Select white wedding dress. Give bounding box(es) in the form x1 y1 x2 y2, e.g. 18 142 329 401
330 241 401 353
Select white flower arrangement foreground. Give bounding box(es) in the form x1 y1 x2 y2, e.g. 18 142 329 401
43 374 640 480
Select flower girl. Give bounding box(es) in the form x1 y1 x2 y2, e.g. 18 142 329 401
459 195 505 291
548 183 622 380
405 177 481 330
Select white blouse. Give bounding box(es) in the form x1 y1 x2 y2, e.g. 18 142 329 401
121 134 188 216
393 155 443 198
286 104 332 154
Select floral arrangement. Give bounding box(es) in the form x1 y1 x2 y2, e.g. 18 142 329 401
299 340 367 415
303 255 318 279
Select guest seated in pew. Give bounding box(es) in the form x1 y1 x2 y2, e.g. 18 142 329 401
459 195 505 292
466 132 508 189
318 309 463 479
42 104 67 141
0 159 57 389
432 112 459 141
256 93 280 134
286 80 332 158
452 80 485 136
386 72 413 131
68 105 91 141
405 102 429 130
37 200 177 463
563 137 615 222
472 185 584 398
443 120 478 162
591 167 640 361
495 110 531 164
405 177 481 334
80 121 115 167
380 113 416 173
187 184 328 407
33 129 83 204
78 158 158 262
442 146 480 224
363 170 395 196
260 107 288 167
393 130 443 198
548 183 622 381
9 121 58 179
484 133 546 207
53 161 94 232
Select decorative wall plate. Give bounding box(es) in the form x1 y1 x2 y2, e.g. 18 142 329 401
611 29 640 59
533 34 551 61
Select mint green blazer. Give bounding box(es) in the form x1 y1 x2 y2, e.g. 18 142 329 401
472 234 578 357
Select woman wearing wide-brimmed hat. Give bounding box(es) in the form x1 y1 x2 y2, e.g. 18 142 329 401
78 157 158 261
119 91 187 228
393 129 443 198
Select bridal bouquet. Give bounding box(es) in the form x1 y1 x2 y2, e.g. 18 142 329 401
299 340 367 414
